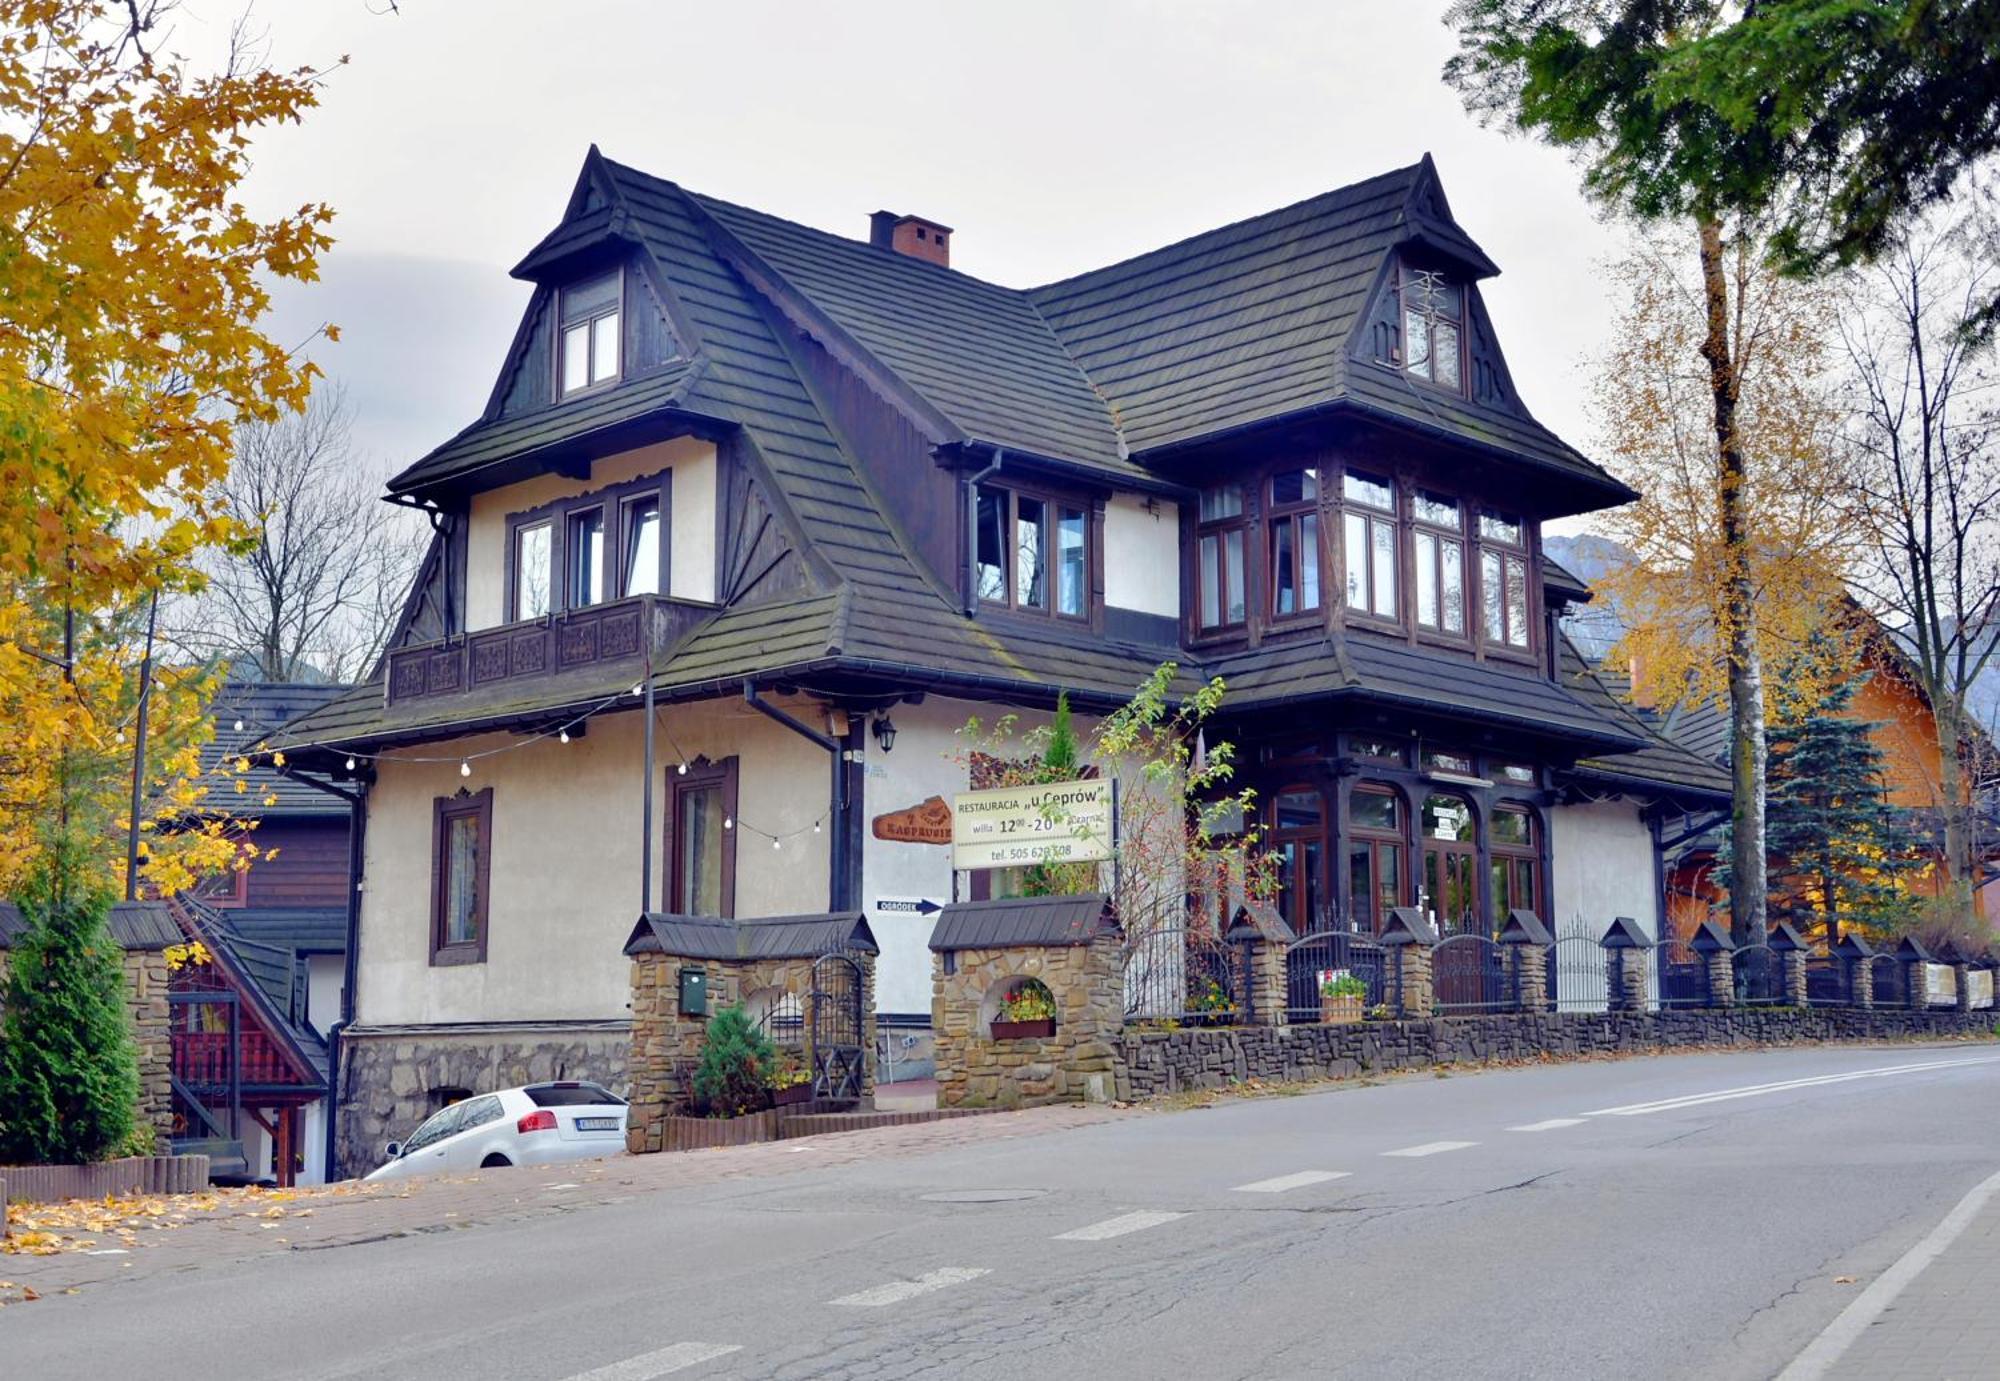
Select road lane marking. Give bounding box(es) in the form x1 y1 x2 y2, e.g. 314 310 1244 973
562 1341 743 1380
1055 1210 1187 1241
830 1267 990 1307
1584 1057 2000 1118
1382 1140 1478 1158
1509 1118 1585 1133
1778 1164 2000 1381
1232 1171 1351 1194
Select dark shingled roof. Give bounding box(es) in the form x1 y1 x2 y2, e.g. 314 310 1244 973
0 900 180 951
180 899 330 1085
928 894 1117 952
624 911 878 960
1557 637 1733 802
208 683 352 816
226 907 348 955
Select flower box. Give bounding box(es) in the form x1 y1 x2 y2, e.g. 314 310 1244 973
991 1017 1056 1040
772 1083 813 1107
1320 994 1364 1025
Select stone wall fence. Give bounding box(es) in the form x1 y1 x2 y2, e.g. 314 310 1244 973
623 910 878 1155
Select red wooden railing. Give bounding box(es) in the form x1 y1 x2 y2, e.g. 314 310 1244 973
171 1027 306 1087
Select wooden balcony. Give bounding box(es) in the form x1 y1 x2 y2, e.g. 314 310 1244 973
384 593 715 705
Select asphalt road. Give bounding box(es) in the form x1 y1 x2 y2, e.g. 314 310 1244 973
11 1043 2000 1381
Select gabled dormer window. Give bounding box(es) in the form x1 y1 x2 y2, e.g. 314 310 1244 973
976 484 1089 619
560 272 622 396
1401 267 1462 392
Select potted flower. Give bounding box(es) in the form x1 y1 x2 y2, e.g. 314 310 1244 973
769 1050 813 1107
1320 971 1367 1024
992 980 1057 1039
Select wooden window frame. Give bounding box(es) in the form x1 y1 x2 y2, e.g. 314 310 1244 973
975 483 1094 622
504 470 672 624
1193 482 1252 637
1266 468 1324 624
1476 510 1535 657
1339 470 1401 629
1398 263 1466 396
1347 781 1407 935
1489 803 1543 918
1270 784 1329 934
565 504 608 610
430 787 493 967
1410 489 1468 641
667 755 738 918
557 269 625 400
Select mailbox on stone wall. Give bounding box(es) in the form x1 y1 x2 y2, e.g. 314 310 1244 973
678 966 708 1016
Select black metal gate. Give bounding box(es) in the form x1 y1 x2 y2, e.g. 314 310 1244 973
809 950 865 1103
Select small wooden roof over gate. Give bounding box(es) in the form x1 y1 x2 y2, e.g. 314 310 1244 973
927 894 1117 952
624 911 878 960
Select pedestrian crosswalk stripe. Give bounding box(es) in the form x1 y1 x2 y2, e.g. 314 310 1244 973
1232 1171 1351 1193
830 1267 990 1307
1382 1140 1478 1157
1055 1210 1187 1241
1508 1118 1585 1132
561 1342 743 1380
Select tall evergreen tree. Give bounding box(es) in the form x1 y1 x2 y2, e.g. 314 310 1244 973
1762 672 1922 944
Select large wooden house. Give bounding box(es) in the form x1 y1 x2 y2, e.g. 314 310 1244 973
275 149 1725 1174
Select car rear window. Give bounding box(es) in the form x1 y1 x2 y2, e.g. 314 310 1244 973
526 1081 626 1107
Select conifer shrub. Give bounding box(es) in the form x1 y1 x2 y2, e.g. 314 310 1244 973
690 1003 778 1118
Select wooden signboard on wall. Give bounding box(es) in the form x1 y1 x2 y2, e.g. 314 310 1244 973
871 795 954 845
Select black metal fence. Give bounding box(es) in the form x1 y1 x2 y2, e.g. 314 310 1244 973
1286 930 1386 1022
1870 953 1910 1008
1734 945 1783 1005
1805 954 1849 1006
1123 927 1245 1026
1657 945 1710 1008
1432 934 1515 1014
1548 935 1610 1014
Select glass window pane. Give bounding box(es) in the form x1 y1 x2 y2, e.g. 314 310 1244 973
1480 512 1522 545
678 785 723 916
1056 507 1086 616
1433 320 1460 389
515 522 552 621
1422 794 1474 843
1371 518 1395 618
975 487 1007 602
1199 484 1243 522
1515 859 1537 910
1441 539 1464 632
1492 808 1530 847
1423 747 1475 775
1506 555 1529 646
1299 513 1320 610
1348 846 1374 932
444 813 480 945
1415 530 1438 627
1224 528 1246 624
561 323 590 394
622 498 660 596
1273 518 1296 615
1349 736 1403 764
1481 549 1504 642
1377 844 1400 918
1199 534 1220 628
1343 512 1368 610
1405 307 1431 379
1271 467 1319 507
591 311 620 384
1496 761 1536 784
1351 788 1398 832
1016 496 1047 609
1343 472 1393 511
1413 491 1461 527
1275 789 1322 831
568 509 605 607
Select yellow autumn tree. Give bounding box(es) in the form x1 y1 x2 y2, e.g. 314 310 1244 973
0 2 336 897
1592 231 1857 723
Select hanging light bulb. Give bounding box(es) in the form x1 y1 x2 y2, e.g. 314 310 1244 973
630 682 644 697
345 756 357 772
723 815 734 830
115 729 126 744
459 760 472 778
677 761 688 776
813 819 821 834
559 729 570 744
772 836 782 850
233 719 244 733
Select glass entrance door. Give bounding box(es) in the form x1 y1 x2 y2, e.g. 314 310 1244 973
1420 793 1479 935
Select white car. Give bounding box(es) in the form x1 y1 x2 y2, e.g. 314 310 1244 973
364 1081 629 1182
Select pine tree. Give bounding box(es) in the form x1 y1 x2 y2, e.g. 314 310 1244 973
0 834 140 1163
1763 672 1922 944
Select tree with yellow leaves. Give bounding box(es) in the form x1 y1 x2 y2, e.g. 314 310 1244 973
1590 231 1859 944
0 1 334 897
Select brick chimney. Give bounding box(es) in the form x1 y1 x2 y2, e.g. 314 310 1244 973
869 210 952 268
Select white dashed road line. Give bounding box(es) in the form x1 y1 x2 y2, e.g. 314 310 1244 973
1509 1118 1586 1133
830 1267 991 1308
1231 1171 1351 1194
1583 1057 2000 1118
1382 1140 1478 1158
1055 1210 1187 1241
561 1341 743 1381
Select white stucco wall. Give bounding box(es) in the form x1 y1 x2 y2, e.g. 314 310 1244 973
462 436 717 631
355 693 830 1027
1549 797 1660 941
1103 494 1180 618
305 954 343 1039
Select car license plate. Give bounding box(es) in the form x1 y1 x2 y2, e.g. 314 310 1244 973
575 1116 619 1131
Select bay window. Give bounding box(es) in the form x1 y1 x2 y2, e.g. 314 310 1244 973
1341 471 1397 622
1267 468 1322 619
1196 483 1249 632
1411 490 1465 635
1478 511 1531 650
506 471 670 622
976 484 1089 619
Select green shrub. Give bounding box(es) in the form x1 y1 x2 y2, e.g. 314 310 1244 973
690 1004 778 1118
0 839 139 1164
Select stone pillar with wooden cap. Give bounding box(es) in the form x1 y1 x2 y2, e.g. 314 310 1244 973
1836 932 1875 1009
1227 902 1293 1028
1499 909 1552 1012
1599 916 1651 1013
1769 922 1809 1007
1380 907 1437 1018
1690 921 1735 1009
1897 935 1933 1012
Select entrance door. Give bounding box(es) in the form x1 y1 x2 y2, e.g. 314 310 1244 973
1420 793 1479 936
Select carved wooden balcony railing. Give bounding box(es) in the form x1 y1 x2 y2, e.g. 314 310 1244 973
383 593 715 705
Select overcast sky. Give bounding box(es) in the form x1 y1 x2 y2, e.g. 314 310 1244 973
214 2 1635 525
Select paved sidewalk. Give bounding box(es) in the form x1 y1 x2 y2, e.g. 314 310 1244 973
1825 1187 2000 1380
1 1101 1126 1300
